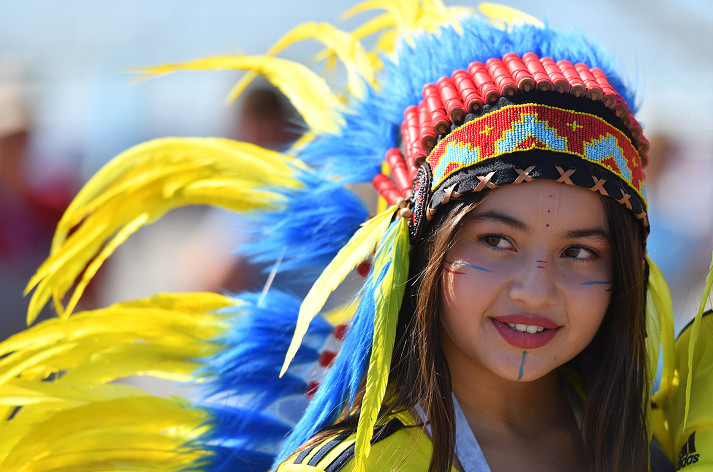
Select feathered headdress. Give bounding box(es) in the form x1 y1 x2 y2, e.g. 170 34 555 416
1 2 711 471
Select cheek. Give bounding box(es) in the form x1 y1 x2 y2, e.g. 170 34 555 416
563 279 611 342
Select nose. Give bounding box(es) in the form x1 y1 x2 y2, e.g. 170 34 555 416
508 257 558 309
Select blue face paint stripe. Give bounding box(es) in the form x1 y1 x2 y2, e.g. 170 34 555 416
517 350 527 381
444 260 492 273
580 280 612 285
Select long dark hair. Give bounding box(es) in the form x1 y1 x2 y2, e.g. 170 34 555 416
293 189 649 472
389 191 649 472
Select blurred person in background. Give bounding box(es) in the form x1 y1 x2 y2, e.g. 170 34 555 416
175 84 305 295
0 60 75 341
97 84 304 311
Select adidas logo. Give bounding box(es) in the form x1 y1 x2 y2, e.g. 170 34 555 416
677 431 700 470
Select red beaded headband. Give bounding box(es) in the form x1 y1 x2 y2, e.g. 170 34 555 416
372 52 649 240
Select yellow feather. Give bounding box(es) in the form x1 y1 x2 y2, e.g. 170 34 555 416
349 12 395 43
275 23 376 98
61 342 212 384
321 300 360 326
140 56 344 133
0 380 145 408
354 217 409 468
343 0 419 48
53 138 297 248
20 432 205 472
1 293 231 387
682 249 713 433
0 396 207 471
230 22 376 103
0 343 76 386
281 206 397 377
26 139 297 322
343 0 418 30
647 257 675 406
477 2 544 30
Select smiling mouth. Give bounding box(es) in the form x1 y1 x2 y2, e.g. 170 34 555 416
491 317 559 349
505 323 546 334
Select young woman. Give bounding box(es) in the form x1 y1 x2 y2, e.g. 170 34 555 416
273 61 655 471
2 3 710 472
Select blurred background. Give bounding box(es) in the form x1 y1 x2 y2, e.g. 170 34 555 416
1 0 712 343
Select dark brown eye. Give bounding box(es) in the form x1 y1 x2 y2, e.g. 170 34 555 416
562 246 597 261
480 235 513 250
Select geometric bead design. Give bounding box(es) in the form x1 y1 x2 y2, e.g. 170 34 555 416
426 103 646 203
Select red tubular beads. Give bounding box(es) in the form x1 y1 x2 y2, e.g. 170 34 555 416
423 83 450 135
637 135 650 163
418 101 437 152
574 63 603 101
486 58 518 97
590 68 617 108
372 173 401 205
437 76 467 123
522 52 553 91
503 53 536 92
386 148 412 195
452 69 484 113
373 53 649 205
469 61 501 103
540 57 570 94
613 95 630 121
626 111 643 139
557 60 586 98
403 105 425 161
613 95 629 120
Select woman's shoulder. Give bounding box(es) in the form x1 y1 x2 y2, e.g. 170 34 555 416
275 414 438 472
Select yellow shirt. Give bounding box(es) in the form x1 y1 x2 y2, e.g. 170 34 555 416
275 411 458 472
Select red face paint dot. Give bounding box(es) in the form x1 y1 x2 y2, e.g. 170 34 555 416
546 223 550 227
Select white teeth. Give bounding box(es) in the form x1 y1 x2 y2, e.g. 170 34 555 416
506 323 545 334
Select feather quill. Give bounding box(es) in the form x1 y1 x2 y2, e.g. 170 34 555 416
280 206 397 377
353 217 409 470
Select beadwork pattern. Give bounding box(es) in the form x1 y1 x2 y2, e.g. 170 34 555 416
427 103 645 200
398 53 649 166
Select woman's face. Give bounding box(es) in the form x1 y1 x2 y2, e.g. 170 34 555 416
440 180 612 383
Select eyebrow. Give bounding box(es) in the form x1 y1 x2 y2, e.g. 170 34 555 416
467 210 610 240
564 228 610 241
467 210 530 232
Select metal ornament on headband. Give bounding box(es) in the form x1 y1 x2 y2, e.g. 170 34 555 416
371 52 649 242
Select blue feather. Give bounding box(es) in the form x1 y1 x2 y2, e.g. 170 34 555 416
245 170 370 276
297 17 634 184
275 269 377 465
190 291 334 471
192 15 640 472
